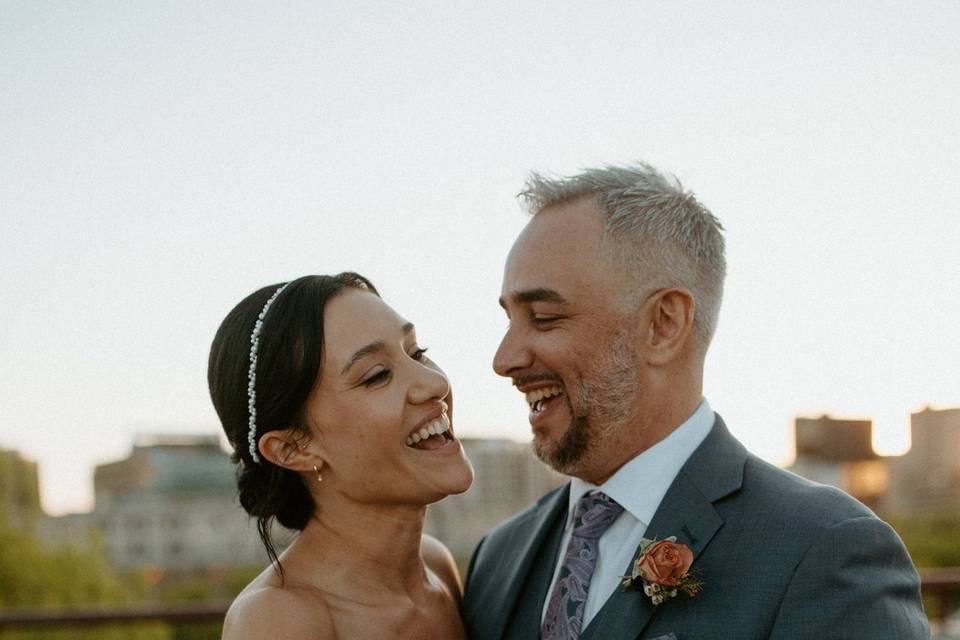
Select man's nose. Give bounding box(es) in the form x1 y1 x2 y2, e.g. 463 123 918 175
493 323 532 378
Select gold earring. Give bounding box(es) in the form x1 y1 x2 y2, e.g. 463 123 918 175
312 464 323 483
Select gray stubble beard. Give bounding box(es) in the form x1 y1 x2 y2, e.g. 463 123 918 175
532 329 639 477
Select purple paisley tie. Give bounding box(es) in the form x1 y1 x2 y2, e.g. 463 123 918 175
541 491 624 640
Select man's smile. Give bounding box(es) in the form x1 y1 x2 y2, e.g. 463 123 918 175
526 385 563 413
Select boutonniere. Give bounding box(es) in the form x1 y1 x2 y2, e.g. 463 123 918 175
621 536 704 605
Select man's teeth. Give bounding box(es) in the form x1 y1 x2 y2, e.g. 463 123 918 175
405 413 451 446
525 385 563 411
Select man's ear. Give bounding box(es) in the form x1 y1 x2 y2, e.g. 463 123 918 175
258 430 320 473
643 287 695 365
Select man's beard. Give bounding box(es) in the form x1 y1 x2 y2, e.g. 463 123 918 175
533 330 639 476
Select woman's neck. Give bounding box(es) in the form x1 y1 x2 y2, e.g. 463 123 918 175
281 495 431 599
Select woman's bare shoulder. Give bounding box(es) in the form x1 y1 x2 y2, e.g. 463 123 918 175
222 582 335 640
421 534 463 602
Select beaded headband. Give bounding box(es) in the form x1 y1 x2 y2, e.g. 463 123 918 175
247 283 290 463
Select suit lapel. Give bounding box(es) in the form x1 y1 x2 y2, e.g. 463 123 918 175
504 504 567 639
487 483 570 640
580 416 747 640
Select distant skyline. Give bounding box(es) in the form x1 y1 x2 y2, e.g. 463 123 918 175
2 2 958 515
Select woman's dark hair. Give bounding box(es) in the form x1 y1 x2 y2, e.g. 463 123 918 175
208 272 379 573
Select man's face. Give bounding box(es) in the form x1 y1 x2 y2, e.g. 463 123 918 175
493 197 643 479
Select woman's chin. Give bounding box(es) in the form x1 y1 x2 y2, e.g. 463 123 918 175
420 459 475 503
448 451 475 494
446 462 475 496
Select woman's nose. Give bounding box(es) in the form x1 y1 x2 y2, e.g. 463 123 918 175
408 360 450 405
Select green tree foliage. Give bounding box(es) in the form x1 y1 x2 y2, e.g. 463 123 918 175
0 450 256 639
888 513 960 568
0 523 169 640
887 513 960 622
0 526 126 609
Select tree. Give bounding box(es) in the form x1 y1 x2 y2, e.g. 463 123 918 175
0 520 170 640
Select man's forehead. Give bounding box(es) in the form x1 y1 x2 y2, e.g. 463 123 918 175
512 203 601 259
521 198 603 240
501 206 610 303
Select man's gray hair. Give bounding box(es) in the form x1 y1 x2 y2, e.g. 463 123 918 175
519 162 726 350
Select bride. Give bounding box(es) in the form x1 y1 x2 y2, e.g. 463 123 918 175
208 273 474 639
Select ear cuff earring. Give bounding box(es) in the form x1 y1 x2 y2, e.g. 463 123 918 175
312 465 323 483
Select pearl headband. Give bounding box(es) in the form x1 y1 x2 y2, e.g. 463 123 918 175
247 283 290 463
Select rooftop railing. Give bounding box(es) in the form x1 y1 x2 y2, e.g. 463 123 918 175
922 567 960 629
0 600 229 630
0 569 957 631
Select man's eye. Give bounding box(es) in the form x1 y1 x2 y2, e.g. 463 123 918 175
361 369 391 387
533 315 559 324
410 347 429 361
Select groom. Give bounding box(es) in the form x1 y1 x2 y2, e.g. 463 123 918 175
461 163 928 639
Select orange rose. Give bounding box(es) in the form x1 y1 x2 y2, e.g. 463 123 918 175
636 540 694 587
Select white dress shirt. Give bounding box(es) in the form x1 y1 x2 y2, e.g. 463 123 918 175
540 398 715 629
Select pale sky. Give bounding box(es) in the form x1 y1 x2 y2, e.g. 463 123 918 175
2 1 958 516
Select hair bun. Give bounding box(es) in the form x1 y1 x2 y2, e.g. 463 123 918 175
236 461 275 518
275 472 313 530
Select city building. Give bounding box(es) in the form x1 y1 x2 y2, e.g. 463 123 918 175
90 434 266 571
787 415 888 509
0 448 43 529
885 407 960 514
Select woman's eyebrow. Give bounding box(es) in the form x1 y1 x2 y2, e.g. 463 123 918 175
340 323 415 375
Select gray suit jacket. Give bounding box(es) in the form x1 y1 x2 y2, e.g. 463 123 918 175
462 416 929 639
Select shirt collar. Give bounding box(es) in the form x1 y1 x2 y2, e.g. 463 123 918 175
567 398 715 527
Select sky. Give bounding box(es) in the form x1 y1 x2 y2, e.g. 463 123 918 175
1 1 958 516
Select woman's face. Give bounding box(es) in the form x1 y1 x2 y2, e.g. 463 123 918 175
304 288 474 505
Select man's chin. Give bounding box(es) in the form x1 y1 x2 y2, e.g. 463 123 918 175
532 430 590 477
531 434 561 471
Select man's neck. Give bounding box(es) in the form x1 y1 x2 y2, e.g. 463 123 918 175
582 390 704 485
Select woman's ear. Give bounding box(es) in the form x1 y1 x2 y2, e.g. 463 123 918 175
258 430 321 473
643 287 695 365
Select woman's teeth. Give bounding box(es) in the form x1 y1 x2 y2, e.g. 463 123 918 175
525 385 563 412
405 413 451 446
